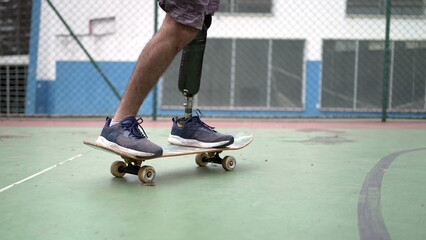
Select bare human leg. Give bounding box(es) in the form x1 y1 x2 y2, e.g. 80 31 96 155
113 14 199 122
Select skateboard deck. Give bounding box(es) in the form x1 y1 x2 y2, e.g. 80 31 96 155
83 132 253 184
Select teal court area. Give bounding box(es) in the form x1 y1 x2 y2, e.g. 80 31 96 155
0 118 425 240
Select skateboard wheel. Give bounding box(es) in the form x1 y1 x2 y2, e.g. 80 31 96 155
195 153 209 167
110 161 126 178
222 156 236 171
138 166 156 183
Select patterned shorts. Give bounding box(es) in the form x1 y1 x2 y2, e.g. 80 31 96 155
158 0 220 30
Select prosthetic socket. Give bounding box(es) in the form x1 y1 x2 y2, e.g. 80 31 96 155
178 15 212 119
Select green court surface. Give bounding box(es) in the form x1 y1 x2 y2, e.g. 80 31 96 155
0 119 425 240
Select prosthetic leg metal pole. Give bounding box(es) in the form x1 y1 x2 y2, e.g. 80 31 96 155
182 90 193 119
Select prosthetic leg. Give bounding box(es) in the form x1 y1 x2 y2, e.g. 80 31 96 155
178 15 212 120
169 16 236 149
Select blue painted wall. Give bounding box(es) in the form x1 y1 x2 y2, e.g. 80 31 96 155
35 61 153 115
28 60 425 118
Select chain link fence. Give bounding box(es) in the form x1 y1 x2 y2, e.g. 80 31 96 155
1 0 425 119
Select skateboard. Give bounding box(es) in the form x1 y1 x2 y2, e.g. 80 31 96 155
83 132 253 183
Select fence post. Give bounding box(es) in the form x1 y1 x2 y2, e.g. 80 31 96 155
152 1 159 120
381 0 392 122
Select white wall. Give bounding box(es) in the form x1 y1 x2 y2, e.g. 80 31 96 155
37 0 155 80
36 0 426 80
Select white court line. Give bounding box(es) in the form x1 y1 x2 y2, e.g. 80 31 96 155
0 153 83 193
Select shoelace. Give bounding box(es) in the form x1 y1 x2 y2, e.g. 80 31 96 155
122 118 148 139
193 110 216 132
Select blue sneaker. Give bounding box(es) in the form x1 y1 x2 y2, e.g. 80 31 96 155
168 116 234 148
96 117 163 157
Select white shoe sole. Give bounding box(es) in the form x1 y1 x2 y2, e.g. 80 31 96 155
168 135 230 148
96 136 156 157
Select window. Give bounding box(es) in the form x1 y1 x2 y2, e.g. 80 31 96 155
219 0 273 14
89 17 116 35
0 0 32 55
0 0 31 114
0 65 27 114
346 0 425 16
321 40 359 109
160 38 305 110
391 41 426 110
321 40 426 111
322 40 385 110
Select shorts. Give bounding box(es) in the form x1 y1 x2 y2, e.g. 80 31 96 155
158 0 220 30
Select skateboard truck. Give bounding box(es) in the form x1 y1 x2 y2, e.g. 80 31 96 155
195 151 237 171
110 158 156 184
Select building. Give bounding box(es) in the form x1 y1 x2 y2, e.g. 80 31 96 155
1 0 425 117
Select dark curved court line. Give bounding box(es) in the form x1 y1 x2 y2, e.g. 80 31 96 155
358 148 426 240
